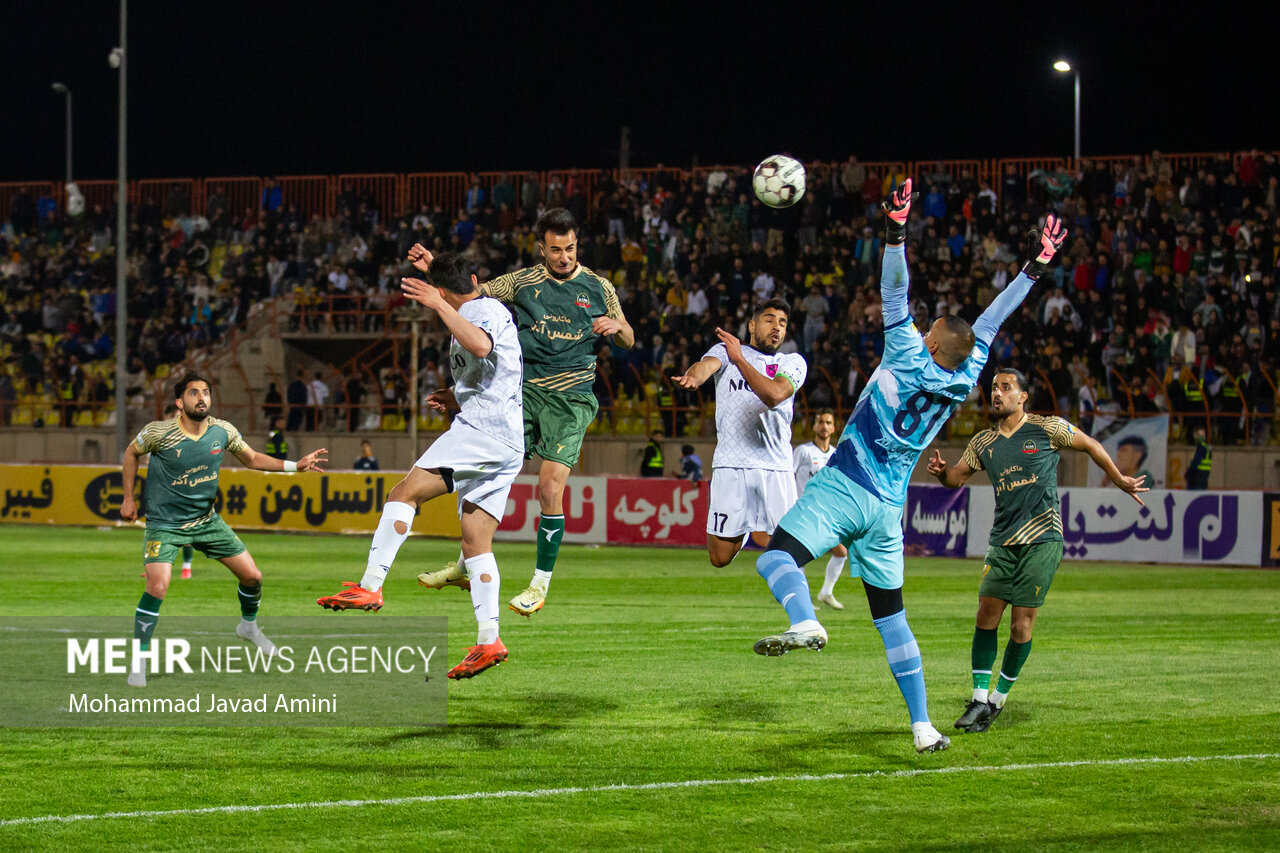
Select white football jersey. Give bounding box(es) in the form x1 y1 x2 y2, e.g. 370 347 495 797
449 296 524 451
793 440 836 495
705 343 806 471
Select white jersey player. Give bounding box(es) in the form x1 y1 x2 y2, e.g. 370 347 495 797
674 299 806 567
792 409 849 610
316 251 522 681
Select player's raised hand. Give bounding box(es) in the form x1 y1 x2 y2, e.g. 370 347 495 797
926 448 948 477
881 178 915 245
671 373 702 390
426 389 458 413
401 277 447 312
407 243 433 274
1114 472 1148 506
297 448 328 473
1022 214 1069 279
882 178 914 223
714 326 744 364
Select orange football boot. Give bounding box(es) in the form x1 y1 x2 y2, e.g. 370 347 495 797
316 582 383 612
447 639 509 679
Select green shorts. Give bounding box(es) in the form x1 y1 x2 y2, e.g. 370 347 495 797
143 515 246 567
522 383 597 467
978 540 1063 608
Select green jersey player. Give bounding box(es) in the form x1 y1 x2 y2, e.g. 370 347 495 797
928 368 1147 732
411 208 634 616
120 373 327 687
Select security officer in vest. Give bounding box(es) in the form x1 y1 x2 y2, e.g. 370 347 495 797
640 429 664 478
265 416 289 460
1185 424 1212 490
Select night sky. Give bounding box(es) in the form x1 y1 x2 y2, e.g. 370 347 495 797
4 2 1278 183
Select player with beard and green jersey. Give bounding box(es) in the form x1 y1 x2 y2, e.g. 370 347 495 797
120 373 327 687
410 208 634 616
927 368 1147 732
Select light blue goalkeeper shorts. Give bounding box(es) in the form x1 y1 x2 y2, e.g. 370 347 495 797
776 466 905 590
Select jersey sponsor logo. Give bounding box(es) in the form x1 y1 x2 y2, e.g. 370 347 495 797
575 292 590 308
1022 440 1038 454
766 364 778 378
211 440 223 456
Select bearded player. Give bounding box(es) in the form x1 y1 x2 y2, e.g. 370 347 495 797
121 374 327 687
751 179 1068 753
672 300 806 567
928 368 1146 732
316 252 525 680
412 208 634 616
793 408 849 609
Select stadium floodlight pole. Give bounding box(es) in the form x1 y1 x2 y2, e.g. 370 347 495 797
112 2 127 459
51 83 72 184
1053 60 1080 163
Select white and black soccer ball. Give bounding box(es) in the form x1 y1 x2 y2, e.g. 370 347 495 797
752 155 806 209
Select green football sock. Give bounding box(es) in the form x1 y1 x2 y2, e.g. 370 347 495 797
971 627 998 690
238 582 262 621
535 514 565 574
181 545 194 565
994 638 1033 695
134 592 163 651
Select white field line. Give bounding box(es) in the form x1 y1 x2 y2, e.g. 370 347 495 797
1 752 1275 828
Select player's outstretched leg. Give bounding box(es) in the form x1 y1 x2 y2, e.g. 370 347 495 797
816 547 847 610
753 546 826 656
449 505 509 679
510 460 570 616
866 582 949 753
318 499 417 611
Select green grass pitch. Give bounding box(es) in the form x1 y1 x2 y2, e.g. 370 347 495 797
1 525 1278 851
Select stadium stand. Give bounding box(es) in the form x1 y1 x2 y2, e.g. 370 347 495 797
2 150 1277 444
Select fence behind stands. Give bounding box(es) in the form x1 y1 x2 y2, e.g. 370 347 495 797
9 149 1272 230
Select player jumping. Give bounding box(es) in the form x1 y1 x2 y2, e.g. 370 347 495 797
793 408 849 609
672 299 806 567
751 179 1068 753
928 368 1147 732
414 208 635 616
121 374 327 687
315 252 525 680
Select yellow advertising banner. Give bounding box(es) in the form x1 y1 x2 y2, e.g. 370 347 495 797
0 464 460 537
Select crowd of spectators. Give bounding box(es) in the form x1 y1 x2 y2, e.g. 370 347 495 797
4 151 1279 445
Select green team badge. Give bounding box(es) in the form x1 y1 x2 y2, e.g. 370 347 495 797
575 292 590 308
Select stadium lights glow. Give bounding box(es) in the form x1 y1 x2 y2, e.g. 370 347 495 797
1053 60 1072 72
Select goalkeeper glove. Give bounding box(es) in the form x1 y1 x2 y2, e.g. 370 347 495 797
881 178 915 246
1021 213 1068 280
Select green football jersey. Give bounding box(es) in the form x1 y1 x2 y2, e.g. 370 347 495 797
135 416 247 530
962 414 1077 547
483 263 623 394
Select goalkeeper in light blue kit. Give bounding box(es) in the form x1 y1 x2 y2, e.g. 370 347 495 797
753 178 1068 753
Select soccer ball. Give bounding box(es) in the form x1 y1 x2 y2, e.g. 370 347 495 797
752 155 806 208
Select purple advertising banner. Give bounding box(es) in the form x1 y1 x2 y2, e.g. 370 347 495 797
904 485 969 557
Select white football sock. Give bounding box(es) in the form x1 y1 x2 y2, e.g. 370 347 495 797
467 552 500 645
359 501 416 591
973 687 989 704
989 689 1007 709
531 568 552 592
819 555 846 596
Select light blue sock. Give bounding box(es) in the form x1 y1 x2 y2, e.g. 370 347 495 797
873 609 930 724
756 550 817 626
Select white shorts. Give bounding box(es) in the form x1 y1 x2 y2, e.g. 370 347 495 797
706 467 796 539
415 423 523 522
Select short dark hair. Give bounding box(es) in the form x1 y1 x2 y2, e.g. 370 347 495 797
813 407 835 422
939 315 976 363
427 251 476 295
535 207 577 243
1119 435 1148 465
753 298 790 320
681 444 695 456
173 373 209 399
651 429 663 438
994 367 1030 393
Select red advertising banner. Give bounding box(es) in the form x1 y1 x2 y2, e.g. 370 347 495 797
495 475 608 544
606 478 708 547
